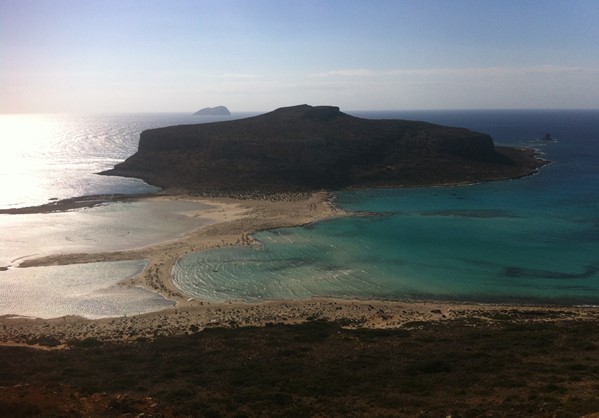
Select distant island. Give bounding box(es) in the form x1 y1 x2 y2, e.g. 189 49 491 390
541 132 553 141
103 104 547 194
193 106 231 116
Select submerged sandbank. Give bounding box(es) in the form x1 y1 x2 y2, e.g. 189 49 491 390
3 192 341 315
0 194 252 318
0 261 173 319
0 196 219 269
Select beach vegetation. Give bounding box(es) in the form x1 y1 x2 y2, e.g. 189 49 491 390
68 337 103 347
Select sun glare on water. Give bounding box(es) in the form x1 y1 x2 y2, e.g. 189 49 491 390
0 115 64 203
0 114 103 208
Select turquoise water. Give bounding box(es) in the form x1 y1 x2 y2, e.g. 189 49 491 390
174 110 599 305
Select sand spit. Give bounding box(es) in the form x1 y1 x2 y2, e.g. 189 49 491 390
4 190 599 349
17 191 341 302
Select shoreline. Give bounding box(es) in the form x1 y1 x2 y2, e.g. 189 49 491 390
2 188 599 348
1 152 586 349
13 191 344 305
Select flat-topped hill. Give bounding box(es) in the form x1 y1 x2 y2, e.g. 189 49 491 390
193 106 231 116
103 105 546 193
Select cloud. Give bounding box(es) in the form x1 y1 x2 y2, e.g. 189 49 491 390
218 73 261 79
310 65 599 80
309 69 379 78
294 65 599 110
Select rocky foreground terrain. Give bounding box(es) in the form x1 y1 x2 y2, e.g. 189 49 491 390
2 308 599 417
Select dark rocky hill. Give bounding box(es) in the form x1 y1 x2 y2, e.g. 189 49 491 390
103 105 546 193
193 106 231 116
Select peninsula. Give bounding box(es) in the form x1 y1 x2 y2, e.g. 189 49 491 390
102 104 546 194
4 108 597 418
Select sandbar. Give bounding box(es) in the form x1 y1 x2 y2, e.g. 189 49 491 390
16 191 341 302
2 191 598 348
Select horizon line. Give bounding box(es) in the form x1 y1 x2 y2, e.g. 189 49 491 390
2 107 599 116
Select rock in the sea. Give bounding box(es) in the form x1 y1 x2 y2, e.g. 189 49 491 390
103 104 546 194
193 106 231 116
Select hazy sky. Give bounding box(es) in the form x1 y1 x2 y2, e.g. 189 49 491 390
2 0 598 113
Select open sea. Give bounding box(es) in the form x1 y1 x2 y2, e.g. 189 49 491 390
1 109 598 317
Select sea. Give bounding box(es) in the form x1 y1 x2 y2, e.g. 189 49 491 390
1 109 598 318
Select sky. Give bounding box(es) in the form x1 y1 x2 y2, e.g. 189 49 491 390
1 0 598 113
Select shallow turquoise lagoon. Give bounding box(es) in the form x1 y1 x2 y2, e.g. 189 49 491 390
173 111 599 305
173 190 599 305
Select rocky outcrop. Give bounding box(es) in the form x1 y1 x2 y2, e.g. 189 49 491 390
103 105 546 193
193 106 231 116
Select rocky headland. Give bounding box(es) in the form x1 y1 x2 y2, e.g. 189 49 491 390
102 104 546 194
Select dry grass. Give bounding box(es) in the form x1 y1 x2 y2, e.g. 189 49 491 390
2 316 599 417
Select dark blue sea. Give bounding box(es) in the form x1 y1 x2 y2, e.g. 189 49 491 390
173 109 599 305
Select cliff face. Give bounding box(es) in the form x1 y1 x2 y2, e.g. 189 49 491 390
103 105 544 193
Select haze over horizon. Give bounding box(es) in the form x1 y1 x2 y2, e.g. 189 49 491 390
1 0 598 114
